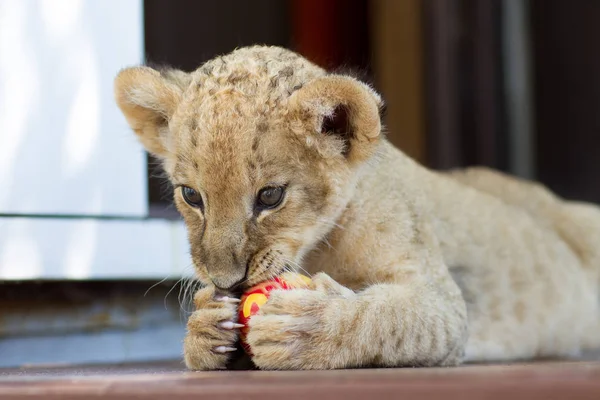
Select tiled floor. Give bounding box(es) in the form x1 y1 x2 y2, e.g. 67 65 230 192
1 360 600 399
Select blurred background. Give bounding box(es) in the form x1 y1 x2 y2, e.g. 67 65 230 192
0 0 599 367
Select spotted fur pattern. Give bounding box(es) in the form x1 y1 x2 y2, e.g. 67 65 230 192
114 45 600 370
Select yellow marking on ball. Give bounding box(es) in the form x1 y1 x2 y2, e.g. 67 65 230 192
242 293 268 318
298 275 312 286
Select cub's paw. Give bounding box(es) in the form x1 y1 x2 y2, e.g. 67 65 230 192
183 286 243 370
247 273 355 370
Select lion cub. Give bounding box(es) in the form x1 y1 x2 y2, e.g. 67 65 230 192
115 46 600 370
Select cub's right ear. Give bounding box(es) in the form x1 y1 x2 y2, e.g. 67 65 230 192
114 66 188 158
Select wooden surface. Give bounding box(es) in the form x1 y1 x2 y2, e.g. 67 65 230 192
1 360 600 399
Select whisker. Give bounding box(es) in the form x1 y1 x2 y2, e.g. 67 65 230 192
160 262 196 316
144 275 172 297
164 276 185 310
179 271 201 315
318 217 345 231
321 236 334 250
178 277 189 312
281 257 313 278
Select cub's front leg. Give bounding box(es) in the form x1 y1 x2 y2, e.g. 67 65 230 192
184 286 243 370
247 272 468 370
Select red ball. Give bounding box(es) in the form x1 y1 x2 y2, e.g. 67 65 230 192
238 273 311 354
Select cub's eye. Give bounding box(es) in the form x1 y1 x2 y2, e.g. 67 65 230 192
182 186 203 208
257 186 284 209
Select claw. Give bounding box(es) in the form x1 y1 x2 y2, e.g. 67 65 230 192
215 296 241 304
218 321 245 330
213 346 237 353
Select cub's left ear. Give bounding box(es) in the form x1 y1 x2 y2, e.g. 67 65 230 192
114 66 189 159
288 75 384 163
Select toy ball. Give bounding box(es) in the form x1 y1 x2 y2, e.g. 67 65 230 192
238 272 311 354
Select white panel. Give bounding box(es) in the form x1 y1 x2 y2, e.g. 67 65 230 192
0 217 193 280
0 0 147 216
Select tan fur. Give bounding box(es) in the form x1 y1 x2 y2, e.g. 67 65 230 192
114 45 600 370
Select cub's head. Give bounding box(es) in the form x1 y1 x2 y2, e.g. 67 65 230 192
114 46 383 291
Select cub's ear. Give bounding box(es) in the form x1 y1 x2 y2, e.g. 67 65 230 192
288 75 384 163
114 66 190 158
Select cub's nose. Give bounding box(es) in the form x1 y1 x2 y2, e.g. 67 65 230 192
211 275 245 291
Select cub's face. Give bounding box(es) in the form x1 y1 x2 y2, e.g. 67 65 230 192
115 46 382 291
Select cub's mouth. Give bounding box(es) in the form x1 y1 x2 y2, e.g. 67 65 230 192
239 263 295 294
207 245 297 294
214 286 245 299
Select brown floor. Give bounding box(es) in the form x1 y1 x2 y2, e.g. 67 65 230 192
1 360 600 399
